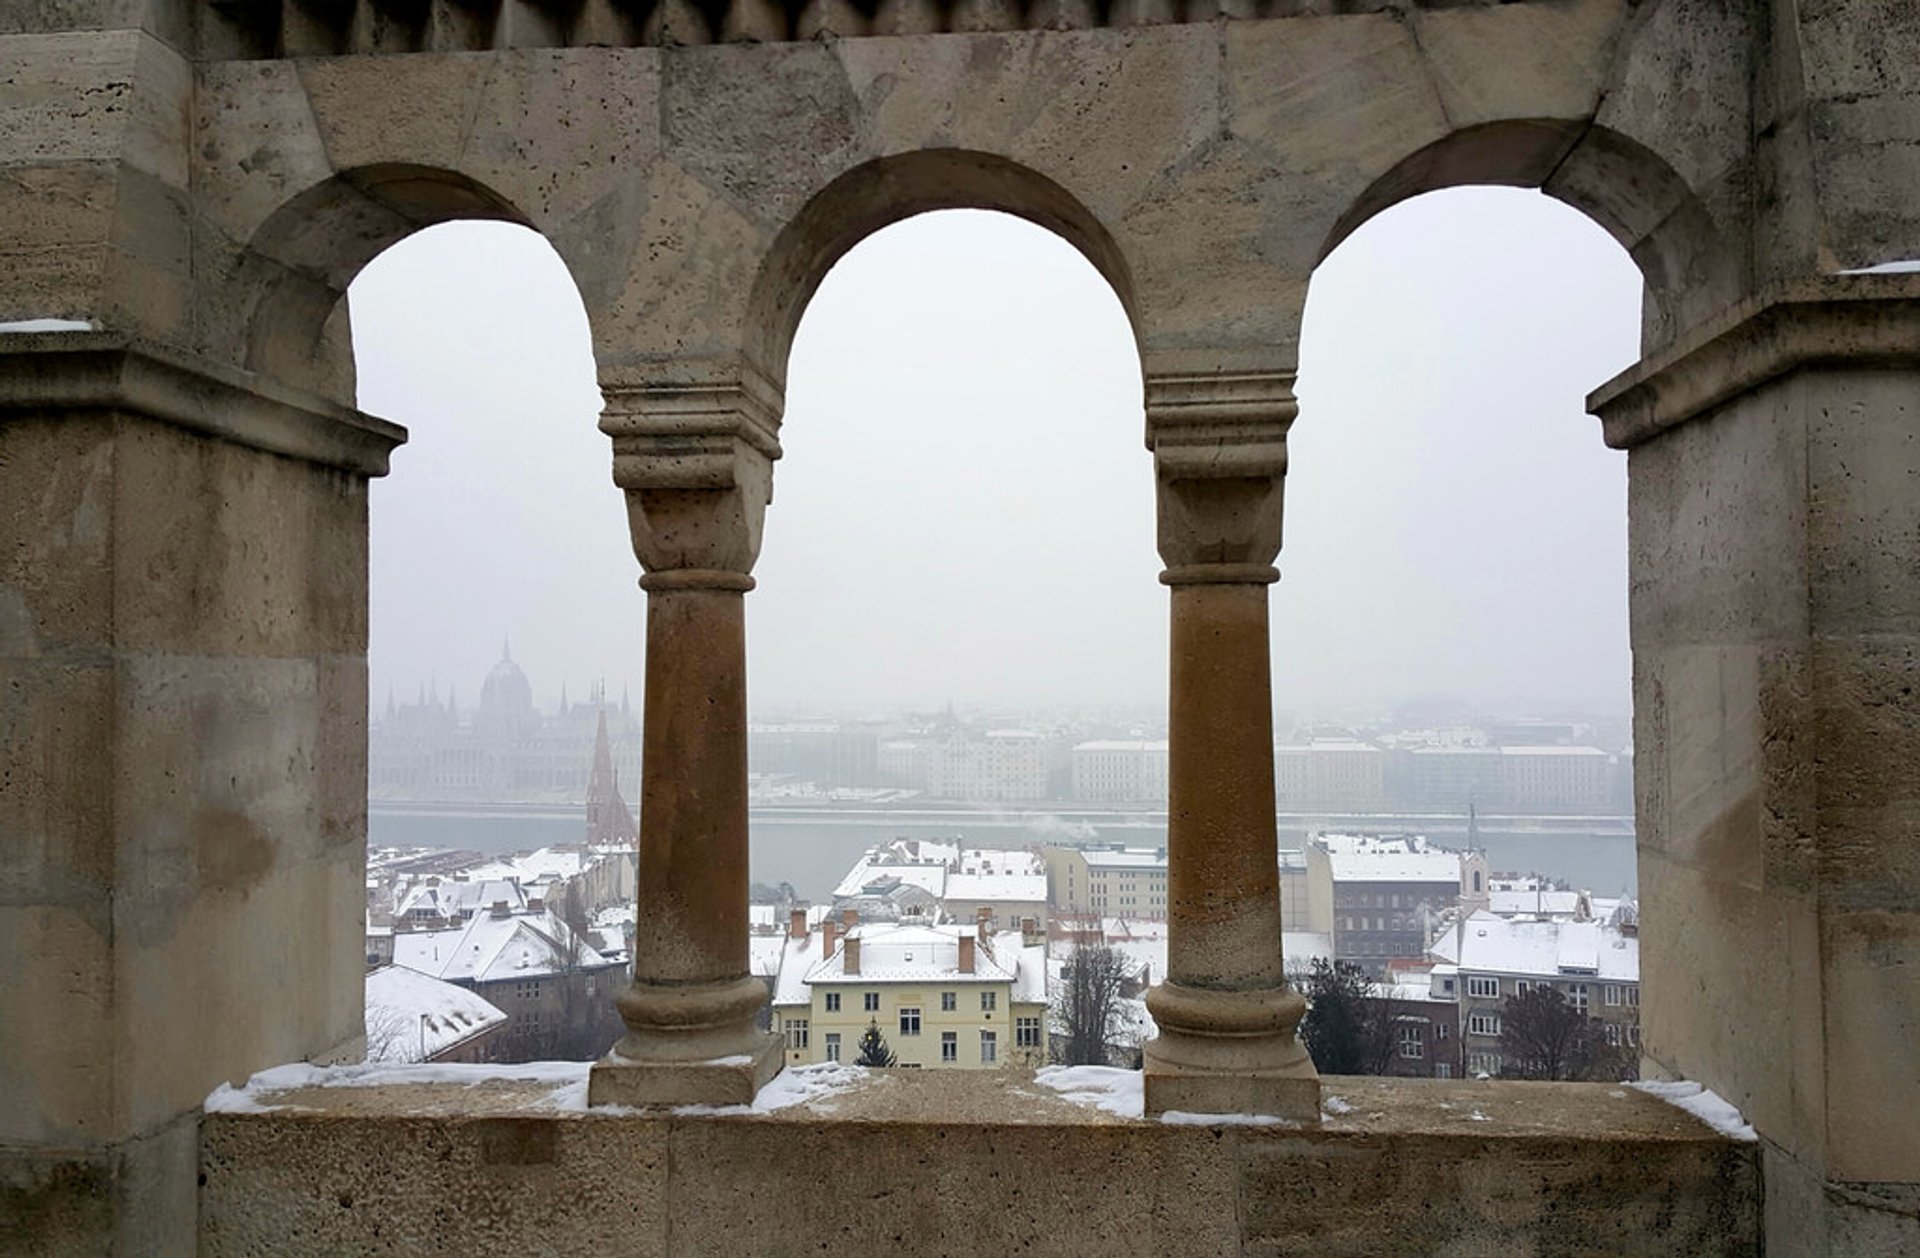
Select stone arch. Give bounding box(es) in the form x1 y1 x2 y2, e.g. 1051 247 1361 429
237 164 554 398
1317 120 1745 350
744 150 1143 389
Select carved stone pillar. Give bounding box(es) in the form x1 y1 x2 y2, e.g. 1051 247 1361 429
587 364 785 1107
1141 367 1320 1120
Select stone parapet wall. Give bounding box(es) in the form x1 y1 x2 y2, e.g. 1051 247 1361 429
194 1071 1761 1257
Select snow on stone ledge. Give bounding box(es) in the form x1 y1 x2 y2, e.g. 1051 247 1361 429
1032 1065 1145 1118
206 1059 870 1119
672 1062 870 1117
205 1060 592 1114
1630 1080 1757 1141
0 318 96 333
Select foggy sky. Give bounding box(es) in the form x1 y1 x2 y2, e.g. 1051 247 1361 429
350 188 1639 722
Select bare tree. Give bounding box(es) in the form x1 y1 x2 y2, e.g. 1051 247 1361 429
1051 945 1133 1066
364 1004 424 1064
1498 986 1632 1081
1298 959 1398 1076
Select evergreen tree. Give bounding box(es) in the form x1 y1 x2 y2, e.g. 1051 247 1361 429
855 1018 896 1067
1297 958 1398 1076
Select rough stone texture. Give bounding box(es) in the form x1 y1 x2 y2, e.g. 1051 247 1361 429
1593 286 1920 1250
5 1 1920 1252
199 1072 1760 1258
0 341 400 1254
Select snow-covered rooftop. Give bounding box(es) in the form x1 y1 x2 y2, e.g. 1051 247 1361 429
1080 847 1167 870
1448 911 1639 982
392 907 613 984
364 965 505 1061
944 872 1048 904
1073 740 1169 753
1317 834 1460 884
772 922 1043 1004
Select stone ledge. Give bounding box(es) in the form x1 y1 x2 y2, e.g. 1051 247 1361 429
1588 273 1920 451
200 1071 1760 1257
0 332 406 475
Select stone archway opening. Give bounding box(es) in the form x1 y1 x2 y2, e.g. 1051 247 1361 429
343 219 635 1063
1294 183 1644 1079
746 206 1156 893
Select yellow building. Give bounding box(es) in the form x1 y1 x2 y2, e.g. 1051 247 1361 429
771 917 1047 1070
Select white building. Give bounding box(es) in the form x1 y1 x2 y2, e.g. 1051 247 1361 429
1069 740 1169 802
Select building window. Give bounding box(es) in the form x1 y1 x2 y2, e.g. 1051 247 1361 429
1604 1022 1622 1046
1468 1012 1501 1037
1435 1063 1453 1079
1624 986 1639 1008
1398 1025 1425 1059
1627 1024 1641 1047
1467 976 1499 999
1513 980 1531 996
1603 985 1621 1007
864 992 880 1013
941 1032 957 1063
980 1031 997 1064
900 1007 921 1037
1469 1052 1501 1077
1567 983 1589 1013
515 980 542 1001
981 992 997 1012
786 1019 809 1050
1016 1016 1041 1048
825 1033 841 1062
941 992 956 1012
1435 1021 1450 1040
826 992 841 1012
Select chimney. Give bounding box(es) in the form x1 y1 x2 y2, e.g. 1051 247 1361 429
528 896 544 914
822 918 838 957
841 907 857 928
489 900 509 920
976 906 992 944
843 936 860 976
958 934 975 974
789 907 808 940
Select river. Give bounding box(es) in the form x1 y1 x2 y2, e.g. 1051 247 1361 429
369 801 1639 901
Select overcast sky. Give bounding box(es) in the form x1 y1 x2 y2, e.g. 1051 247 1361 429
350 187 1640 724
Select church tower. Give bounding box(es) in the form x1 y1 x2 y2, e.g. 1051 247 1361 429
584 708 636 847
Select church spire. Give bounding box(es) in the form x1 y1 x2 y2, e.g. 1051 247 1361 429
584 708 635 847
501 634 513 665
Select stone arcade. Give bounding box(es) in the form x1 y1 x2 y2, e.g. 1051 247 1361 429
0 1 1915 1253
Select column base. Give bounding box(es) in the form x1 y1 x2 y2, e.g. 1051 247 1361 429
1142 980 1320 1121
588 1033 783 1109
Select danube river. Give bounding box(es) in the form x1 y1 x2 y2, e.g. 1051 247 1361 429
369 801 1638 902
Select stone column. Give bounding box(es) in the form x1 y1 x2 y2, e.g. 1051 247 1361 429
588 364 785 1107
1591 278 1920 1252
1140 366 1319 1120
0 333 399 1254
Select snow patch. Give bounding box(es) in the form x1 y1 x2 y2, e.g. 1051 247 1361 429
1630 1080 1757 1141
204 1060 591 1113
1160 1110 1290 1128
1840 260 1920 275
670 1062 869 1118
1032 1065 1144 1118
1322 1095 1354 1115
0 318 95 333
1466 1110 1492 1123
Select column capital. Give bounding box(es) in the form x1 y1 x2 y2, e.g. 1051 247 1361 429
1145 368 1296 575
598 362 784 578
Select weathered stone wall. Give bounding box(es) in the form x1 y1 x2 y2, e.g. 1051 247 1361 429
4 0 1920 1251
196 1071 1762 1258
0 337 401 1253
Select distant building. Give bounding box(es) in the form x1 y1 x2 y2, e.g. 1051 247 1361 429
748 721 881 787
368 643 641 802
1375 964 1464 1081
831 839 1048 932
1274 739 1387 812
1434 904 1641 1078
1497 746 1611 814
1307 833 1486 976
1043 845 1168 918
770 913 1047 1070
1069 740 1169 802
390 897 625 1062
878 728 1050 801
